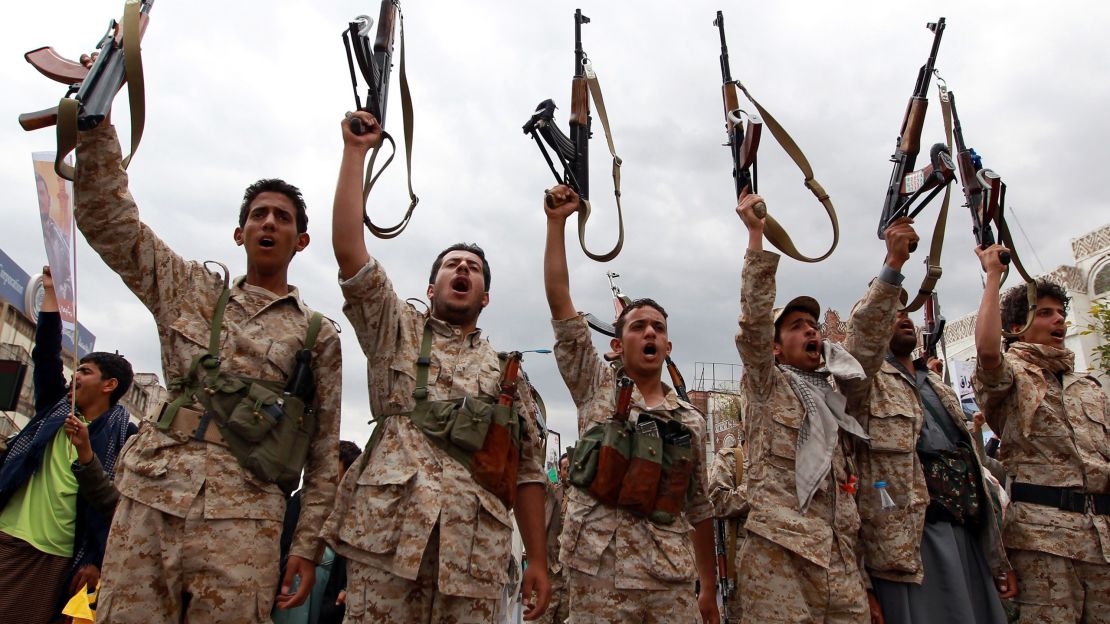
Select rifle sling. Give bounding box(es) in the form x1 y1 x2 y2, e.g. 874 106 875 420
56 0 146 181
361 6 419 239
901 84 954 313
730 81 838 263
575 68 625 263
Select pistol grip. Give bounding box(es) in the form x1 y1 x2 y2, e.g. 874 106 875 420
349 117 366 136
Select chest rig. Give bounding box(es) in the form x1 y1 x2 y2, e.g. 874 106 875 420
367 323 528 510
567 376 697 525
157 263 322 495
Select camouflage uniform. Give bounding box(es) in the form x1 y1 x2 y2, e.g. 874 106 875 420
735 249 868 624
552 314 713 623
974 343 1110 623
74 125 341 622
321 258 546 623
537 479 569 624
709 446 749 624
845 286 1009 587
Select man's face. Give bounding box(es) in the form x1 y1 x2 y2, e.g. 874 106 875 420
558 456 569 483
69 361 116 413
1018 295 1067 348
36 177 50 213
774 310 822 371
611 306 671 378
889 309 918 357
426 250 488 326
233 191 309 273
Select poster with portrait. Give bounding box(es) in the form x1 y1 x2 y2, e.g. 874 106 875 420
545 429 561 483
31 153 77 331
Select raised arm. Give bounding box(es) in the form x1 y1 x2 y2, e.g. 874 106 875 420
735 194 776 392
74 125 213 325
31 269 67 411
973 244 1009 370
543 185 580 321
332 111 382 279
842 218 916 402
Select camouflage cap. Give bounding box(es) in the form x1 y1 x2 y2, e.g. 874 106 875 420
772 295 821 328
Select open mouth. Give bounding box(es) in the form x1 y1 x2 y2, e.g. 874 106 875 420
643 343 658 357
451 276 471 294
1050 328 1066 339
259 237 276 248
804 340 820 353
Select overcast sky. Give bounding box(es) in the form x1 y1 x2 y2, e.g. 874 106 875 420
3 1 1108 447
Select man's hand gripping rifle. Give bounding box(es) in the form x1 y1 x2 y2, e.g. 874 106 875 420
342 0 419 239
19 0 155 181
524 9 625 263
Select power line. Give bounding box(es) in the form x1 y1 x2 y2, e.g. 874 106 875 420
1008 205 1046 273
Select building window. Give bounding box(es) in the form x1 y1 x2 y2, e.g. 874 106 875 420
1094 262 1110 299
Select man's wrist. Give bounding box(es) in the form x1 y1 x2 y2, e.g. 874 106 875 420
878 263 905 286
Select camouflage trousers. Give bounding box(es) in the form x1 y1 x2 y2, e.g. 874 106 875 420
738 532 868 624
1009 549 1110 623
566 545 698 623
342 530 498 623
95 492 282 623
536 567 569 624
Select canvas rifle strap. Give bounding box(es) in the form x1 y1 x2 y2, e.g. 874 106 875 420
361 6 419 239
729 81 838 263
576 61 625 262
901 81 954 313
994 217 1038 338
56 0 146 181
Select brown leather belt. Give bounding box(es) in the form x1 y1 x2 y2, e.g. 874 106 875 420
160 402 227 447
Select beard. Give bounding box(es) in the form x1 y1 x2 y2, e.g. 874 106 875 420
889 332 918 357
431 297 481 326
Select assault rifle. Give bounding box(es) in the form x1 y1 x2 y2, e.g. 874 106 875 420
877 18 956 241
341 0 418 239
524 9 625 262
948 92 1037 337
712 11 839 263
715 517 733 621
714 11 764 220
19 0 155 180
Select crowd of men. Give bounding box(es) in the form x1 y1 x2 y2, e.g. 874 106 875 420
0 104 1105 624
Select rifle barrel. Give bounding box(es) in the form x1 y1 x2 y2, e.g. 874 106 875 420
715 11 732 83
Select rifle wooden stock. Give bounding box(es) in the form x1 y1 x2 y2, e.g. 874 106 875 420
898 98 928 155
18 106 60 131
569 77 589 125
25 47 89 84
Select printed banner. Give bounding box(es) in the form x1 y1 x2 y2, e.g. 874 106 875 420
545 429 562 483
31 152 77 332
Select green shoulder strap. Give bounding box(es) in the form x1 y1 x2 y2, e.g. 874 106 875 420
304 312 323 350
411 322 434 401
158 261 230 429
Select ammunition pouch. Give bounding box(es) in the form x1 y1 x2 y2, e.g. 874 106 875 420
569 415 694 524
156 263 322 495
406 395 523 509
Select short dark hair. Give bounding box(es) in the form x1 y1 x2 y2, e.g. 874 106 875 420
1001 280 1070 343
80 352 134 405
239 179 308 234
339 440 362 471
614 298 668 338
429 243 491 292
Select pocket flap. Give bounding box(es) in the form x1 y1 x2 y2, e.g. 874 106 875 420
356 463 418 487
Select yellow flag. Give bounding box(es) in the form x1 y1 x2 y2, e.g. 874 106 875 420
62 581 98 624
